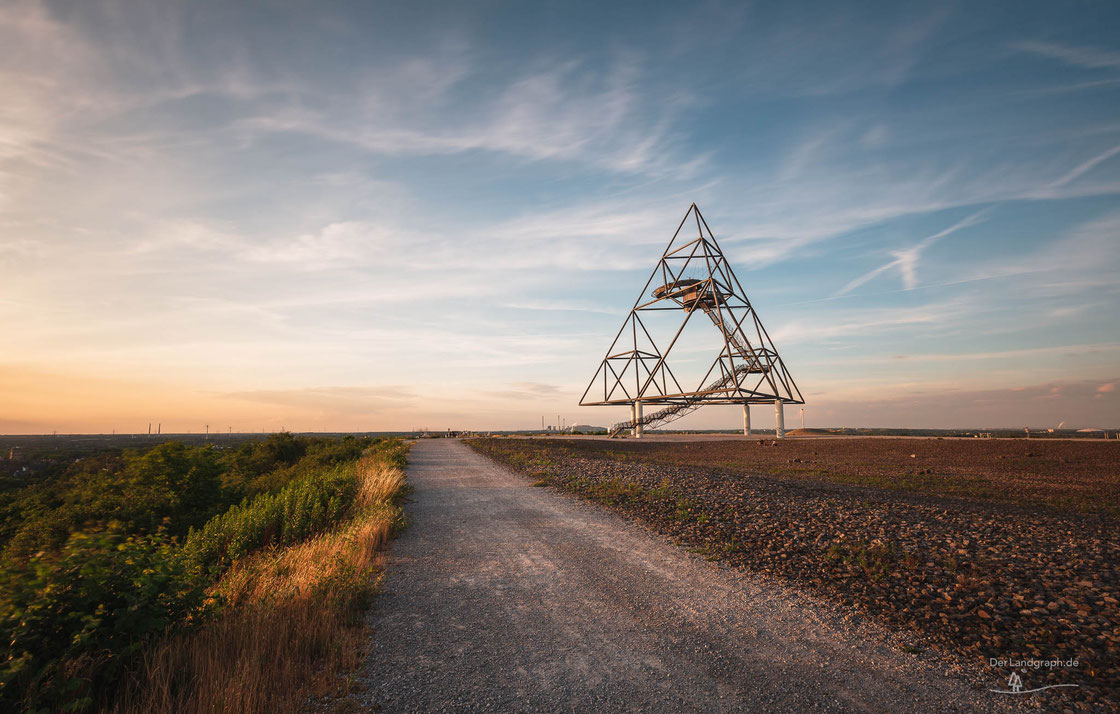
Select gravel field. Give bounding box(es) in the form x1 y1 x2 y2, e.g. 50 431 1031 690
467 437 1118 712
532 436 1120 517
357 439 1023 713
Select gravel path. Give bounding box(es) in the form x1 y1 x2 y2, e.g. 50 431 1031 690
357 439 1019 713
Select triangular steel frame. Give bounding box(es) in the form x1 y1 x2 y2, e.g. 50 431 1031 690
580 203 803 409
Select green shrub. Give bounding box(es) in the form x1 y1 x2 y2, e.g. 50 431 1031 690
221 434 383 497
0 434 399 712
0 529 208 711
184 464 358 575
1 442 225 562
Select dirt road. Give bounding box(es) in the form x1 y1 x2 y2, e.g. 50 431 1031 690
358 439 1015 712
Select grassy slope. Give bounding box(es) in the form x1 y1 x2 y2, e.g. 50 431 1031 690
115 447 409 714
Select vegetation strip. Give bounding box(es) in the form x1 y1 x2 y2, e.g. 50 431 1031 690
467 437 1118 711
0 434 409 713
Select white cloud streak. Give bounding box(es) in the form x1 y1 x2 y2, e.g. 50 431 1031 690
1047 143 1120 189
836 210 987 295
1012 40 1120 71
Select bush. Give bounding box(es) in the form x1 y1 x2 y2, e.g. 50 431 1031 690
184 464 359 576
1 442 225 562
221 434 376 497
0 434 401 712
0 529 208 711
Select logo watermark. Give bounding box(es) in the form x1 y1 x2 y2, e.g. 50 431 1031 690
988 657 1081 695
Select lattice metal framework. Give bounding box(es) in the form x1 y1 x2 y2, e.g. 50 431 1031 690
579 204 803 434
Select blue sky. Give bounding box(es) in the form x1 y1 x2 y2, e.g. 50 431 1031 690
1 0 1118 432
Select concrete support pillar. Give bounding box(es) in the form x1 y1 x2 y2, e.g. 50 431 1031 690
774 399 785 439
634 401 643 439
742 404 751 436
630 403 637 438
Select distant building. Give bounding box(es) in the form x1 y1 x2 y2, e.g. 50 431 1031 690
568 424 607 434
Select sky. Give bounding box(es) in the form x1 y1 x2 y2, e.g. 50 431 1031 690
1 0 1119 434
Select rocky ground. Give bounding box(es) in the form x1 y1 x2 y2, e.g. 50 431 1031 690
467 437 1120 711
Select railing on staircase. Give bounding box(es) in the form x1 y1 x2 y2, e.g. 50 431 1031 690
608 301 771 437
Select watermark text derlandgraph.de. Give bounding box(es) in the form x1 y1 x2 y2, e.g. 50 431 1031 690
988 656 1080 695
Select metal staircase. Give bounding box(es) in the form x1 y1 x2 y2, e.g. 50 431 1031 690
608 303 770 437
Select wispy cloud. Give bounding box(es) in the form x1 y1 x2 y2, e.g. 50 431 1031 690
236 54 700 177
806 377 1119 429
498 299 621 316
220 386 415 413
804 342 1120 367
836 210 987 295
712 4 951 97
1016 77 1120 95
1046 143 1120 189
490 381 565 400
769 298 971 344
1014 209 1120 279
1012 40 1120 71
779 127 846 181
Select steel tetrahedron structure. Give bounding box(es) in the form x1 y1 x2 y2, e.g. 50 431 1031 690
579 203 803 438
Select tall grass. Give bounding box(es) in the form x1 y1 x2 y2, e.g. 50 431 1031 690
114 452 408 713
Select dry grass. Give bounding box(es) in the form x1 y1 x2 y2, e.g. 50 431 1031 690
114 451 406 714
354 456 406 510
